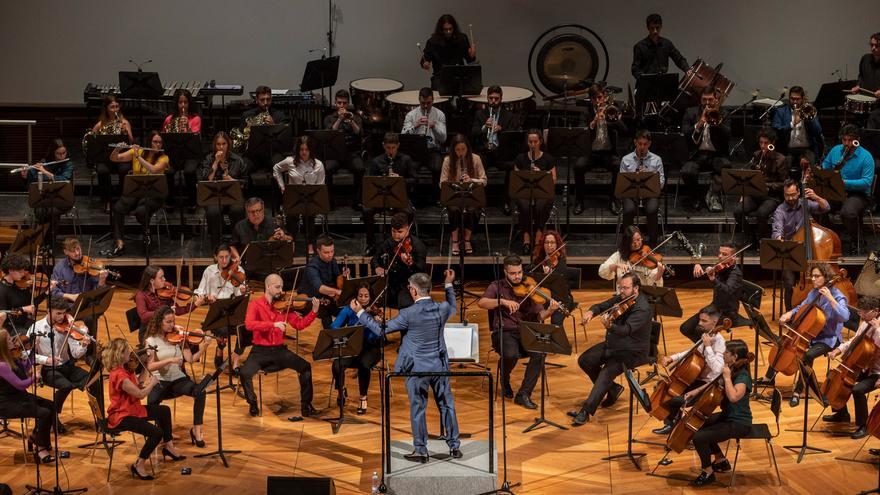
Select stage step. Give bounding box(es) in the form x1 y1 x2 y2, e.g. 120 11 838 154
386 439 496 495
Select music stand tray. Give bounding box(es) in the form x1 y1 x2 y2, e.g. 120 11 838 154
809 169 846 203
440 182 487 210
71 286 115 325
362 176 409 210
436 64 482 96
122 174 168 200
640 286 683 318
248 124 293 158
119 71 163 99
337 275 382 306
814 80 857 109
760 239 807 272
244 240 295 275
28 182 74 210
85 134 127 165
614 172 661 200
202 294 249 334
545 128 590 160
282 184 330 218
509 170 555 201
300 56 340 92
722 169 768 197
305 129 347 163
9 224 48 255
197 180 244 208
397 134 429 167
160 132 202 161
313 325 365 433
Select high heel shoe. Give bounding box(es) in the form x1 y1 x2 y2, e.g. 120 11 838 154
190 428 205 448
130 463 154 481
161 447 186 462
356 397 368 415
34 451 55 464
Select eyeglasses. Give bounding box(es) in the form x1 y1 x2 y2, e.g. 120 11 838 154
247 208 264 215
810 274 823 279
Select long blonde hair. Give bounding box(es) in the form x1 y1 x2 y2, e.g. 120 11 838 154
0 329 19 371
102 338 130 371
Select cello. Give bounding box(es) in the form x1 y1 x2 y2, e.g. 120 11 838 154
767 268 847 376
790 162 857 307
649 318 732 422
821 323 878 410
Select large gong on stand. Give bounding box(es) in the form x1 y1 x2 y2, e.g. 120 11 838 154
528 24 610 103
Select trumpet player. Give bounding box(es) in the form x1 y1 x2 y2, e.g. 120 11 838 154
363 133 415 255
770 86 824 180
323 89 365 210
820 124 875 255
402 87 447 205
574 84 627 215
471 86 519 214
734 128 787 247
162 88 202 207
619 130 665 244
681 85 731 212
198 131 247 249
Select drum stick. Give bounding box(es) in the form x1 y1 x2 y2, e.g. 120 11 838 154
468 24 475 46
416 42 423 55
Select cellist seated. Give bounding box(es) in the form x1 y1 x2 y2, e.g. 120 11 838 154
822 296 880 439
651 306 726 436
756 262 850 407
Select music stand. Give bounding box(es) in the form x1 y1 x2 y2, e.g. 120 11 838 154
283 184 330 252
546 127 590 234
306 129 347 163
614 172 661 227
518 321 571 433
603 369 652 470
814 80 857 109
760 239 807 317
300 56 340 92
197 179 244 244
440 181 487 323
248 123 293 163
85 134 127 167
783 362 831 463
28 181 74 254
509 170 555 251
196 294 248 467
436 64 482 97
313 325 366 434
809 169 847 203
121 175 168 265
161 132 203 224
119 71 163 99
635 73 679 117
73 286 116 450
8 223 48 257
363 176 409 242
722 169 768 238
496 131 528 163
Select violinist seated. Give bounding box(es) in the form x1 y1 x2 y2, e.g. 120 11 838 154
134 265 199 345
819 124 875 255
230 197 294 281
0 328 61 464
241 274 321 420
363 132 416 255
770 179 830 310
51 237 110 310
371 212 427 310
477 255 561 410
734 128 788 247
573 83 627 215
619 130 665 245
272 136 325 254
330 282 383 415
104 132 170 257
513 129 557 253
0 253 48 335
570 272 652 426
31 296 104 426
681 85 731 212
298 234 348 328
757 262 850 407
821 295 880 438
651 305 727 436
440 134 487 256
682 242 743 343
21 138 74 229
770 85 824 179
688 339 754 487
143 306 210 448
530 230 572 327
598 225 665 288
198 131 248 250
102 338 183 481
193 243 247 373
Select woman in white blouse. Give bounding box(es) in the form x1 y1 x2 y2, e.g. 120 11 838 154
273 136 325 255
440 134 487 255
598 225 665 287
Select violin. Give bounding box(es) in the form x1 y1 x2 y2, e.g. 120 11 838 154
629 245 675 277
125 345 156 374
272 291 320 313
15 272 51 292
156 281 196 306
72 256 120 279
597 293 637 329
333 255 348 302
399 238 414 266
10 334 32 359
699 245 750 278
164 325 209 345
649 318 732 421
510 275 570 316
822 324 878 410
220 259 246 288
54 319 91 341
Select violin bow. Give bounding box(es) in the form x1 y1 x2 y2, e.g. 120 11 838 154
591 293 638 320
528 241 568 274
385 219 417 274
700 244 751 277
113 324 151 377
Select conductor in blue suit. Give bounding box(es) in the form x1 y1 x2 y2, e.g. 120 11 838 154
351 268 461 463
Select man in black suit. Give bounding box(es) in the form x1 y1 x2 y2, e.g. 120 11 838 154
362 133 416 254
471 85 520 214
681 85 731 212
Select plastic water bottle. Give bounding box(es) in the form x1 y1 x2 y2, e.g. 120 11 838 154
371 471 380 494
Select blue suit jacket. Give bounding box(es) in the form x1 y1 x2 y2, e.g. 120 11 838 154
358 285 456 373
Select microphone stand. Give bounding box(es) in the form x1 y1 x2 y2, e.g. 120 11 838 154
15 316 45 495
376 241 395 493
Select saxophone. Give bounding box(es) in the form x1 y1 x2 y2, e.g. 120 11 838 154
163 115 191 133
231 111 272 153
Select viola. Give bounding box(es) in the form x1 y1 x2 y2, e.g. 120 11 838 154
822 324 878 410
768 269 847 376
597 293 637 329
156 282 196 306
649 318 732 421
72 256 120 279
164 325 209 345
220 259 246 288
54 319 90 341
629 245 675 277
510 275 570 316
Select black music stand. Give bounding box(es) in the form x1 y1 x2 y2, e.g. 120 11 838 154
509 170 555 250
245 240 295 274
313 325 366 434
119 71 163 99
604 369 653 470
809 169 847 203
546 127 590 234
28 181 73 253
760 239 807 318
615 171 662 227
496 131 528 163
8 223 48 257
783 362 831 463
248 124 293 161
363 176 409 243
122 174 168 265
300 56 340 92
196 294 248 467
337 275 382 306
722 169 768 238
518 321 571 433
306 129 347 164
440 181 487 323
814 80 857 109
197 179 244 244
635 73 679 117
282 184 330 254
161 132 203 225
398 134 429 170
85 134 127 168
436 65 482 97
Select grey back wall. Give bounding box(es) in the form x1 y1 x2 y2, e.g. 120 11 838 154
1 0 875 105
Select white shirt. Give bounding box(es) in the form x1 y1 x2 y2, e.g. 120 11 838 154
789 117 808 149
620 151 666 188
145 336 187 382
598 251 663 287
670 331 726 381
273 157 325 188
402 106 447 150
194 263 246 300
31 316 90 366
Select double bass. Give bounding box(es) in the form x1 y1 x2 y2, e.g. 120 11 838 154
822 323 878 410
649 318 732 421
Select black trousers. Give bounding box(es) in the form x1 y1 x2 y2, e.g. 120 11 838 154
735 195 779 242
573 151 618 202
115 404 172 460
622 197 660 244
785 148 814 182
692 413 751 469
331 340 382 397
147 376 206 425
240 345 313 408
179 158 200 203
285 214 318 247
577 341 646 415
765 341 833 393
112 196 163 242
835 371 879 427
829 194 870 242
0 392 56 449
324 154 365 204
448 207 480 234
681 151 730 199
515 199 553 238
781 270 799 311
41 361 104 413
205 203 245 248
95 161 132 203
492 330 544 398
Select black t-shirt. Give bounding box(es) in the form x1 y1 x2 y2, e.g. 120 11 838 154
858 54 880 92
721 369 753 425
513 152 556 172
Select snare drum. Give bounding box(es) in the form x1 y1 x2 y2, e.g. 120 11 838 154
350 78 404 125
386 90 450 127
845 94 878 114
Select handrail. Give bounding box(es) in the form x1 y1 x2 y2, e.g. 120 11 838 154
0 119 38 165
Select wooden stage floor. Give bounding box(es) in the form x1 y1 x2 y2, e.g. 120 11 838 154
1 286 878 494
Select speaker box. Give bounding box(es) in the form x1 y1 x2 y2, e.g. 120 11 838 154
267 476 336 495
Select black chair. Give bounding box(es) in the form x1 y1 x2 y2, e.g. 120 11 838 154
727 387 783 488
233 363 286 416
85 391 149 482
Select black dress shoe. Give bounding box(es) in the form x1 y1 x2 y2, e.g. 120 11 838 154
130 464 154 481
449 448 463 459
34 452 55 464
571 409 590 426
573 201 585 215
301 404 321 417
514 393 537 410
870 448 880 456
712 459 732 473
404 451 429 463
501 382 514 399
601 384 625 408
822 410 852 423
652 424 673 435
691 470 716 487
852 426 869 439
248 403 260 417
502 202 511 216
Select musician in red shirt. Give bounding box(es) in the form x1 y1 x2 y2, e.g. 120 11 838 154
241 273 321 420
